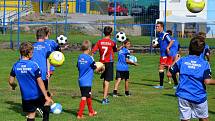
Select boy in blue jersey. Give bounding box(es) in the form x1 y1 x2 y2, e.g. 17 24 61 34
153 22 174 89
198 32 210 62
113 39 138 97
170 36 215 121
31 28 51 90
8 42 53 121
77 40 98 119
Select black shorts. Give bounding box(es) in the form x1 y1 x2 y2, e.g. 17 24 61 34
100 62 114 81
80 87 91 98
116 71 129 80
22 96 45 112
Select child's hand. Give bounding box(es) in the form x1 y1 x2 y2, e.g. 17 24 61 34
134 63 139 66
11 83 17 90
95 66 105 74
45 96 54 106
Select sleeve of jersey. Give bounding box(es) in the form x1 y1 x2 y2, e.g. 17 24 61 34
10 66 16 77
203 63 212 80
125 50 130 59
205 48 210 55
90 56 96 70
46 45 52 58
166 34 173 42
33 64 41 78
113 42 117 52
53 41 60 51
92 42 99 54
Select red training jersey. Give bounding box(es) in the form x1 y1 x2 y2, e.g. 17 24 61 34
92 38 117 63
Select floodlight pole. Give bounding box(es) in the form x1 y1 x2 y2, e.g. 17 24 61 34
39 0 42 15
3 0 6 34
164 0 167 31
113 0 117 42
64 0 68 37
17 0 21 49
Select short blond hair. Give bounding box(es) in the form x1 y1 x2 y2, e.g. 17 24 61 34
81 40 92 51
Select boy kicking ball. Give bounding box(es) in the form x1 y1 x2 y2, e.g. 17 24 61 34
8 42 53 121
170 36 215 121
77 40 100 119
113 39 138 97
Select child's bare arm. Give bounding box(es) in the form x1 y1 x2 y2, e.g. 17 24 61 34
8 76 17 90
204 79 215 85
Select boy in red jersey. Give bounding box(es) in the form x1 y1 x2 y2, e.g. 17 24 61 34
92 26 117 104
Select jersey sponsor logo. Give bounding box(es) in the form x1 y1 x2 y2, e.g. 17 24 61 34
101 42 112 46
184 61 201 69
34 45 45 50
79 58 88 64
16 65 32 73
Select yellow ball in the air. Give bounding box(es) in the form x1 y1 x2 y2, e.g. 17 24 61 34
49 51 65 66
186 0 205 13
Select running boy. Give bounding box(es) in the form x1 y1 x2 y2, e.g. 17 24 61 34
92 26 117 104
77 40 98 119
8 42 53 121
170 35 215 121
113 39 138 97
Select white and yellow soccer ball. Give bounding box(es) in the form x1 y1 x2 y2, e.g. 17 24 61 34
186 0 205 13
57 35 67 45
49 51 65 66
95 62 105 74
50 103 62 114
116 31 127 42
152 38 159 46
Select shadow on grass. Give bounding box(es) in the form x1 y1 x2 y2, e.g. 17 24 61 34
129 82 155 87
209 110 215 115
63 109 77 116
163 94 176 98
5 101 25 116
141 79 160 82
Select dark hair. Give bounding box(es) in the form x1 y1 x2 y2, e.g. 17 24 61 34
197 32 206 38
156 21 164 28
189 36 205 56
166 30 173 36
36 28 46 39
103 26 113 36
81 40 92 51
19 42 33 57
123 38 130 45
43 26 51 36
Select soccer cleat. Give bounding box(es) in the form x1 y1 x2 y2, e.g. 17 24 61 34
153 86 164 89
89 111 97 117
101 98 109 105
36 108 43 117
173 85 178 89
125 93 131 97
77 115 84 119
112 94 118 97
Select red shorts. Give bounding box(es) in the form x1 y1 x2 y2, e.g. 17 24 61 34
160 56 173 67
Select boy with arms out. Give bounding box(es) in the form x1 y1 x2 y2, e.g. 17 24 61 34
92 26 117 104
8 42 53 121
113 39 138 97
77 40 98 119
170 36 215 121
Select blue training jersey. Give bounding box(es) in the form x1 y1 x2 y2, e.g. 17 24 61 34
169 37 180 57
77 54 96 87
44 39 60 71
200 44 210 60
116 47 130 71
31 42 51 81
170 55 211 104
10 60 42 100
157 31 173 57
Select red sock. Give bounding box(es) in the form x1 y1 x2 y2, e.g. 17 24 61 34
77 99 86 116
87 98 94 113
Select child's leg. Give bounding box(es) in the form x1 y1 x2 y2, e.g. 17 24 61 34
199 118 208 121
103 80 109 99
77 97 86 118
125 79 130 96
26 112 36 121
113 78 121 95
42 105 51 121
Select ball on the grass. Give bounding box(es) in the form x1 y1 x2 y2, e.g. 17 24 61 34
116 32 127 42
152 38 159 46
129 55 137 63
57 35 67 45
186 0 205 13
95 62 105 74
51 103 62 114
49 51 65 66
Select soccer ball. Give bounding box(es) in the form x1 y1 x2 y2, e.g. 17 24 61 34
186 0 205 13
49 51 65 66
95 62 105 74
51 103 62 114
57 35 67 45
129 55 137 63
116 32 127 42
152 38 159 46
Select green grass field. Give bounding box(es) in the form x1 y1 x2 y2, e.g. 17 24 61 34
0 49 215 121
